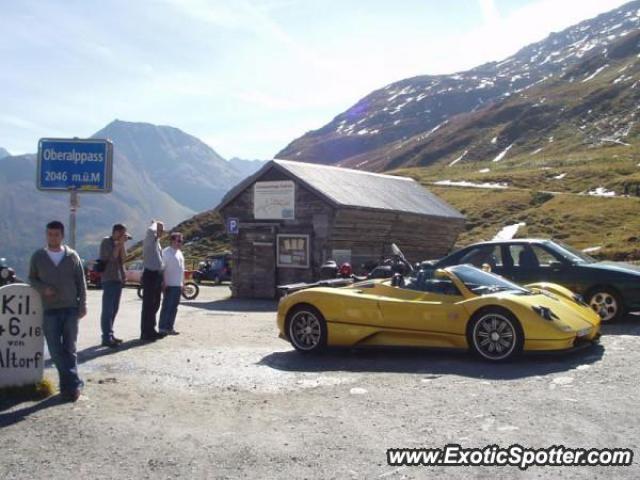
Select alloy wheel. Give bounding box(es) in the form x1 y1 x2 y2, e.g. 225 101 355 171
472 313 516 361
289 311 322 351
589 292 618 322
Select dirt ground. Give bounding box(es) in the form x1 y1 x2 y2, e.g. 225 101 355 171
1 285 638 479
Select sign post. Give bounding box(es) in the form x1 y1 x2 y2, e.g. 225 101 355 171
37 137 113 249
0 284 44 389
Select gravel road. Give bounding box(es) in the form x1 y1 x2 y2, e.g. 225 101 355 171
1 286 638 479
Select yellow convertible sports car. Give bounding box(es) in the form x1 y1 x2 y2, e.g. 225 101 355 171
277 264 601 362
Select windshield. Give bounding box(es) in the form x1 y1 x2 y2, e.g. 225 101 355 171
449 264 529 295
547 240 595 264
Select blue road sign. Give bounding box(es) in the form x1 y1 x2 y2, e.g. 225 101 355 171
37 138 113 192
226 217 240 235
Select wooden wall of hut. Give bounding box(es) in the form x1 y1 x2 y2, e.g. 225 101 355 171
326 209 465 268
221 168 335 298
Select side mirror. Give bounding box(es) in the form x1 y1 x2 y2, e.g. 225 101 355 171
549 261 564 270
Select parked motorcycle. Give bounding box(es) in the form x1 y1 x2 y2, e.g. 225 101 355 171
0 258 18 286
366 243 414 279
192 253 232 285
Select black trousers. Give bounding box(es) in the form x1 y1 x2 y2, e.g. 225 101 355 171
141 269 163 337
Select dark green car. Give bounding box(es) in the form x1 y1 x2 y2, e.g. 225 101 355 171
424 238 640 322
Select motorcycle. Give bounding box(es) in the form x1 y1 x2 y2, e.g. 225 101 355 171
192 254 232 285
137 270 200 300
0 258 18 286
365 243 414 280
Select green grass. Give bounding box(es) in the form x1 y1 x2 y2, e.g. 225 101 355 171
125 210 229 270
0 378 55 402
430 186 640 261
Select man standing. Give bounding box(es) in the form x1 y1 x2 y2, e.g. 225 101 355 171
159 232 185 336
29 221 87 401
99 224 129 347
140 220 164 341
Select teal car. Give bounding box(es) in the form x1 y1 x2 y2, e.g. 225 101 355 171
423 239 640 322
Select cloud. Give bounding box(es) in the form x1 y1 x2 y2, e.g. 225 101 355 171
478 0 500 24
443 0 630 72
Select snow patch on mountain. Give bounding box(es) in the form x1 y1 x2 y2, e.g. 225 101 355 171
449 150 468 167
434 180 509 189
492 143 514 162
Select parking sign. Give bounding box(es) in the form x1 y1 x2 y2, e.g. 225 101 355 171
227 217 239 235
37 138 113 192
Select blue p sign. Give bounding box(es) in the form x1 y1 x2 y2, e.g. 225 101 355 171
227 218 239 235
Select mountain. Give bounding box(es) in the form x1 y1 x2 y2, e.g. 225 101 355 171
0 121 249 277
228 157 268 178
276 0 640 171
340 28 640 172
0 147 9 159
94 120 241 212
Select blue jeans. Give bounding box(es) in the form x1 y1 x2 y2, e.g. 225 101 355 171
159 287 181 332
101 280 123 341
43 307 83 393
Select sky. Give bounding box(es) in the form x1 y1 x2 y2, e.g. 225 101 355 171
0 0 631 159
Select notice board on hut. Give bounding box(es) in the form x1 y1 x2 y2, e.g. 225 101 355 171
277 234 310 268
254 180 295 219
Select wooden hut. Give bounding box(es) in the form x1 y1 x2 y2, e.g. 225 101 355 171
215 159 465 298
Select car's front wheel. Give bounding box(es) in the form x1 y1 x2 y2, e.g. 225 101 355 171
587 287 623 322
286 305 327 353
182 282 199 300
467 308 523 362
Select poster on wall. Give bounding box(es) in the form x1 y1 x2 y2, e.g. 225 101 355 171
254 181 295 219
277 234 310 268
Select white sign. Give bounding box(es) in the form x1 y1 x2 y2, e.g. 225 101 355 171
0 284 44 388
254 180 295 220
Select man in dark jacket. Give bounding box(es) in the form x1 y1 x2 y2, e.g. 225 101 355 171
99 223 129 348
140 220 164 341
29 221 87 402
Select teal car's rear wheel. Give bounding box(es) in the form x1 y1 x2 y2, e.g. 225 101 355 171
468 308 523 362
287 305 327 353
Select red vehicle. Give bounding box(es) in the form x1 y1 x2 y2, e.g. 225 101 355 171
85 259 103 288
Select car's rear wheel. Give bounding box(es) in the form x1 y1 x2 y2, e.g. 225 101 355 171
467 308 523 362
286 305 327 353
587 287 623 322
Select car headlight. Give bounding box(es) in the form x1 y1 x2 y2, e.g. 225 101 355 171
532 305 559 321
577 327 592 337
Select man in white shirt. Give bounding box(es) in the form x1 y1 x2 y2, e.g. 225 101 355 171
159 232 185 336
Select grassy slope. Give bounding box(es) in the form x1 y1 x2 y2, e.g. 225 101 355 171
426 183 640 261
125 210 229 270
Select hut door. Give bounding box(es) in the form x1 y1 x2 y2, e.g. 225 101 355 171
252 240 276 298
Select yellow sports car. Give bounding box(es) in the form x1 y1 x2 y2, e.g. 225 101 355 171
277 264 601 362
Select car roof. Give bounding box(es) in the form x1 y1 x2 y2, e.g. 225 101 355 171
465 238 552 248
